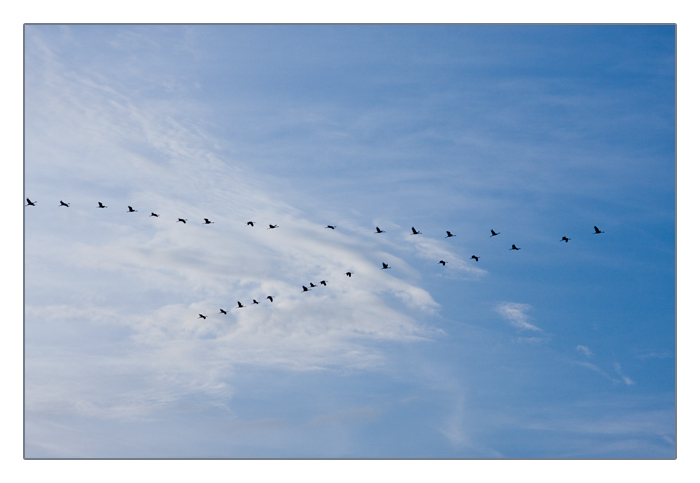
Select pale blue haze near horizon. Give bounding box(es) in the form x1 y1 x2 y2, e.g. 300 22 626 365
24 25 675 458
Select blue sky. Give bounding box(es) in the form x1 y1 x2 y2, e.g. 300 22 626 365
23 25 675 458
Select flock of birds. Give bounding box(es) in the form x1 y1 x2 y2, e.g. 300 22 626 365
25 197 606 319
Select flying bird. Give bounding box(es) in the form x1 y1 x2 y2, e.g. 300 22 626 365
471 255 480 261
375 226 385 234
439 260 447 266
267 296 273 302
198 314 207 319
490 230 500 237
203 218 213 224
268 224 279 229
381 262 391 269
319 280 327 286
309 283 317 288
252 299 259 305
510 244 521 250
237 301 245 308
411 227 422 235
59 200 70 207
593 226 604 234
150 212 159 217
220 309 227 315
25 199 36 206
561 236 570 243
127 206 137 212
302 286 309 292
247 221 255 226
97 202 107 208
345 272 353 277
177 218 187 224
326 225 336 229
445 231 455 238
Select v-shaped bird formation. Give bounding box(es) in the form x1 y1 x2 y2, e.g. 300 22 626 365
25 197 606 318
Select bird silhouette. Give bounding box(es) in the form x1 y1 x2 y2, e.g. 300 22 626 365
490 230 500 237
220 309 227 315
445 231 455 238
150 212 159 217
267 296 274 302
247 221 255 226
319 280 327 286
198 314 207 319
411 227 422 235
593 226 604 234
268 224 279 229
381 262 391 269
127 206 137 212
237 301 245 308
97 202 107 208
510 244 521 250
471 255 480 261
375 226 385 234
177 218 187 224
345 272 353 277
25 199 36 206
439 260 447 266
309 283 317 288
203 218 213 224
59 200 70 207
252 299 259 305
302 285 309 292
561 236 570 243
326 225 336 229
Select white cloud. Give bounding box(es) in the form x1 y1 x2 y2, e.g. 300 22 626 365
495 302 541 332
576 345 593 357
24 29 447 422
574 361 635 386
614 363 635 385
402 233 486 278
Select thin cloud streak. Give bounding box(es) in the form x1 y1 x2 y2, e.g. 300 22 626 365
495 302 541 332
403 233 486 278
574 360 635 386
614 362 635 385
576 345 594 357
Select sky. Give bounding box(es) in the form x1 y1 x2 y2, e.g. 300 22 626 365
22 24 676 459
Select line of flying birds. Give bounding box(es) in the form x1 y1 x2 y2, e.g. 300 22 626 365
25 198 606 318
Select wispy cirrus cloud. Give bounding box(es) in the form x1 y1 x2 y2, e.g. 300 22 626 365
495 302 541 332
573 360 635 386
24 27 446 425
576 345 594 357
403 233 486 279
614 363 635 386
